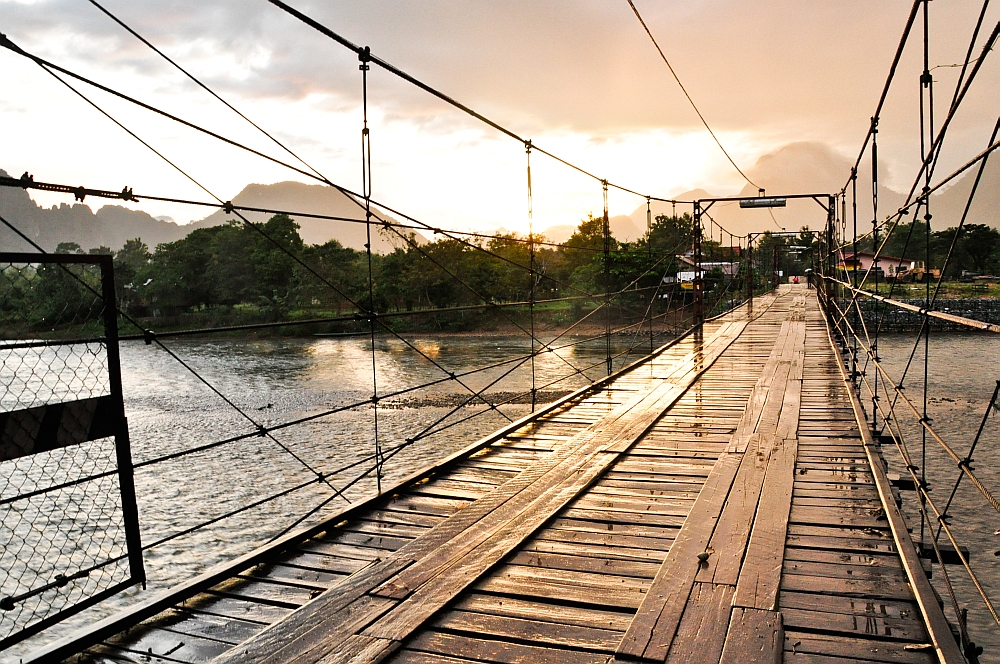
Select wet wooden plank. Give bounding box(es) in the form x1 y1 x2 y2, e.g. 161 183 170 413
784 631 936 663
403 630 609 664
451 592 634 631
507 550 661 578
616 451 743 660
432 610 623 652
719 607 783 664
158 608 265 645
664 582 734 663
619 334 798 659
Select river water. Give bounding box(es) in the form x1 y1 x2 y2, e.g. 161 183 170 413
872 333 1000 661
4 329 999 662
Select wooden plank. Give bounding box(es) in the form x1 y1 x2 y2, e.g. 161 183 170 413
615 452 742 660
708 324 804 586
664 582 735 664
211 557 408 663
719 607 783 664
451 592 634 631
175 594 291 625
404 630 609 664
619 310 804 661
732 437 797 611
784 631 937 664
507 550 662 578
432 610 623 652
781 606 929 643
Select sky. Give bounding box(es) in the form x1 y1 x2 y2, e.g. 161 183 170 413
2 0 998 235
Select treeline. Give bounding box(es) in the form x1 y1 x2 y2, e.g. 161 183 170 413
859 221 1000 276
10 213 706 333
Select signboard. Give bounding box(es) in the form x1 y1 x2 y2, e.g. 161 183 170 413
739 197 786 208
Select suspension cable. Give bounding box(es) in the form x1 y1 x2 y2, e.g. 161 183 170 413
263 0 685 204
625 0 759 190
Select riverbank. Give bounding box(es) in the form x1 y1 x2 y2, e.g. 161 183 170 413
852 297 1000 331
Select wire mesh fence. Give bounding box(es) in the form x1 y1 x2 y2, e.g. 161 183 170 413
0 253 143 651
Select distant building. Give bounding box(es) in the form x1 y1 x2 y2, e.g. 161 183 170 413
676 255 739 281
839 252 906 277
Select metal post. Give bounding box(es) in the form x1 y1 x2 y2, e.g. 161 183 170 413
647 197 653 355
100 255 145 586
747 234 754 316
693 201 703 326
527 141 536 411
827 195 836 304
871 115 880 432
360 47 382 491
851 169 859 384
771 243 779 290
603 180 611 375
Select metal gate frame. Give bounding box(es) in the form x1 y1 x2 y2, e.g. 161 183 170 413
0 251 143 650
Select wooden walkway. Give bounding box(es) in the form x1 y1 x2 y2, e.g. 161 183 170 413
36 285 961 664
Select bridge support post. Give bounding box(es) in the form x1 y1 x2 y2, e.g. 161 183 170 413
693 201 703 326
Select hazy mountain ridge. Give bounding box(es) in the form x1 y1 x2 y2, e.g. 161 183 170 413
626 143 998 239
0 172 425 253
3 144 996 253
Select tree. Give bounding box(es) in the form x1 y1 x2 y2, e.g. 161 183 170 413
114 239 151 314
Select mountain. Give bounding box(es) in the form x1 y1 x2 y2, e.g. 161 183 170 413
183 180 425 251
929 157 1000 231
0 171 189 251
0 172 425 253
627 144 914 238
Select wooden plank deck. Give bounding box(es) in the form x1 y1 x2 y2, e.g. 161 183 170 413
40 285 960 664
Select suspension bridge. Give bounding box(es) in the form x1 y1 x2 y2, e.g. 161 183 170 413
10 285 962 663
2 0 1000 663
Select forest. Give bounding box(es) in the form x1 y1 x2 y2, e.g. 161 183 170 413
5 213 708 335
5 211 996 336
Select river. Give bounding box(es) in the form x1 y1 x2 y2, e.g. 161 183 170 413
874 332 1000 661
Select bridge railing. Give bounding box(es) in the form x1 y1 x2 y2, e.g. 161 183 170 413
818 263 1000 661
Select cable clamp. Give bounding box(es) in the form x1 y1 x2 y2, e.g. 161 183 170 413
224 201 234 214
358 45 371 70
371 394 379 404
19 172 33 188
256 424 267 437
74 186 86 202
920 71 933 86
120 186 136 202
142 329 156 345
